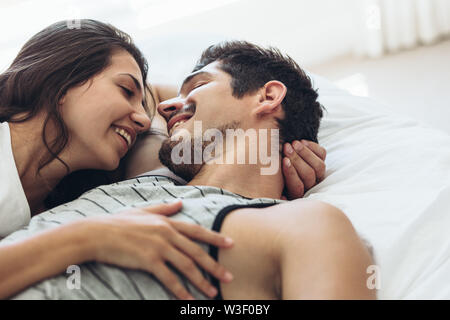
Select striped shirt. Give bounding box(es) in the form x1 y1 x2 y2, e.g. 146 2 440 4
3 175 282 300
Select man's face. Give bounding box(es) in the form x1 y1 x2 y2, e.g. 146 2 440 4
158 61 256 138
157 61 258 180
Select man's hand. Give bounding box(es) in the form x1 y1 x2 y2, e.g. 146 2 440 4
282 140 327 199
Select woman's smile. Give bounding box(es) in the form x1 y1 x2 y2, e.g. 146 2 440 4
112 127 130 157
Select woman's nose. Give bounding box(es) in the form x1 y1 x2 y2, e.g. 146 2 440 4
157 98 184 122
130 111 151 133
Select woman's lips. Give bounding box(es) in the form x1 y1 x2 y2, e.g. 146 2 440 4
114 129 129 155
113 125 136 147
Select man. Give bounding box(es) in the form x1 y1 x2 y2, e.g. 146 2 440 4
4 41 374 300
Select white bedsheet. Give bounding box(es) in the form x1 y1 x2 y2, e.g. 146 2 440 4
307 73 450 299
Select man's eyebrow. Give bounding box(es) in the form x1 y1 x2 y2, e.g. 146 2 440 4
179 71 211 95
119 73 143 95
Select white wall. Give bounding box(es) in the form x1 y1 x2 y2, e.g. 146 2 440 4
137 0 360 83
0 0 360 82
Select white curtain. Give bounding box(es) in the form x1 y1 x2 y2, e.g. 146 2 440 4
355 0 450 57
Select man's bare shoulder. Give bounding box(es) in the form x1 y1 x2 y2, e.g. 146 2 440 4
216 199 346 299
222 199 347 237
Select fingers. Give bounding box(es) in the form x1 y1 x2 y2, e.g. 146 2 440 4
115 202 234 300
140 201 183 216
282 157 305 199
170 221 234 283
150 262 195 300
283 142 317 190
293 141 326 183
170 220 234 248
302 140 327 161
164 246 223 299
284 141 326 186
169 226 233 283
155 221 234 299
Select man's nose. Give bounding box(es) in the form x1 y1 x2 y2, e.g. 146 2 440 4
157 98 184 121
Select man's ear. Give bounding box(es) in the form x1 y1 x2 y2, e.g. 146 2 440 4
252 80 287 117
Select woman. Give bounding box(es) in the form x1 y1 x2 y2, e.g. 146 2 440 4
0 20 326 299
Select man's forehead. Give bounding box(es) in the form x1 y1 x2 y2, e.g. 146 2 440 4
178 61 224 95
185 61 223 81
197 61 222 73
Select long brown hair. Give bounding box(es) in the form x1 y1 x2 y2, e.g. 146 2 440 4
0 19 155 208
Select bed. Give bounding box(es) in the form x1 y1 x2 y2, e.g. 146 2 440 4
2 58 449 300
307 73 450 299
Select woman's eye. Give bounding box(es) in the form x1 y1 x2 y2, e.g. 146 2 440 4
120 86 134 97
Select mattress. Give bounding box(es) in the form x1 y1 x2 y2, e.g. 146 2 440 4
306 72 450 299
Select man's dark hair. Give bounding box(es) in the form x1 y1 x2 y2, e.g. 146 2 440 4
192 41 324 144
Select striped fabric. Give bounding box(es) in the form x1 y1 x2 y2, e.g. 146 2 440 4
3 175 281 300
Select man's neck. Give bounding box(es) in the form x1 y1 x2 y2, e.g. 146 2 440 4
187 160 284 200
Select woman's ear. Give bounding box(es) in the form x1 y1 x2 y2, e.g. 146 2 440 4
58 94 66 106
252 80 287 117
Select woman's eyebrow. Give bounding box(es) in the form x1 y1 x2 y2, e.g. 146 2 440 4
119 73 143 95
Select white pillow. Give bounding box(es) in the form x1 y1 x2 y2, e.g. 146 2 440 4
307 73 450 299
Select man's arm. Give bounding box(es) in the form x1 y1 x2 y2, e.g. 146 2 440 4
151 83 179 103
217 200 375 299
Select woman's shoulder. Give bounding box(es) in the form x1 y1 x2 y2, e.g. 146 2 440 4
0 121 31 238
0 122 14 167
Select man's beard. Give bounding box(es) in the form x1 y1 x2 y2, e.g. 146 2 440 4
158 121 240 182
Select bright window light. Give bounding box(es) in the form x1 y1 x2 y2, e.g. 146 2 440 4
132 0 241 30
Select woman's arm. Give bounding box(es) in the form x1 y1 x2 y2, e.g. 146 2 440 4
0 202 233 300
0 220 93 299
281 140 327 199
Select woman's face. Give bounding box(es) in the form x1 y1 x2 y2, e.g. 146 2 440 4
60 50 151 171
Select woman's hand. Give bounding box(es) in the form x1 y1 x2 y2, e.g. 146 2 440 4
282 140 327 199
87 201 233 300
